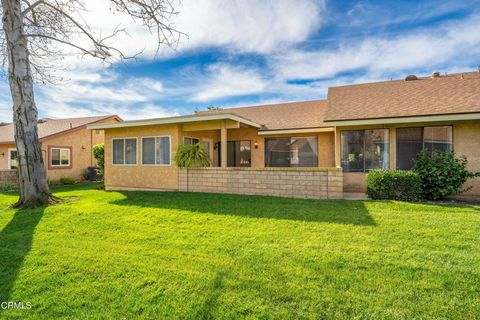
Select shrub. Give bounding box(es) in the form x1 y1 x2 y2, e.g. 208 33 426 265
93 143 105 175
48 179 61 187
413 151 479 201
59 177 75 185
367 170 422 201
174 143 211 168
0 183 18 192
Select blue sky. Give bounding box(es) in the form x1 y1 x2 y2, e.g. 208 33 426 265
1 0 480 122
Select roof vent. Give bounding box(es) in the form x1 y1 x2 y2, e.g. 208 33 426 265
432 71 440 78
405 75 418 81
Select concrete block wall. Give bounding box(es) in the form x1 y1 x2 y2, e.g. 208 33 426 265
0 170 18 185
178 167 343 199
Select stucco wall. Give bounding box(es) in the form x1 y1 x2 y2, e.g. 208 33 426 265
336 120 480 195
0 144 16 170
454 121 480 195
0 117 118 181
104 124 181 191
179 167 343 199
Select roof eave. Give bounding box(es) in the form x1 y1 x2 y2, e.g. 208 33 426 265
87 113 262 130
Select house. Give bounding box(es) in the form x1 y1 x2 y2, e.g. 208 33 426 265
0 115 121 183
88 71 480 198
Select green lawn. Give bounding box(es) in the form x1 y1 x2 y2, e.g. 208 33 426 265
0 184 479 319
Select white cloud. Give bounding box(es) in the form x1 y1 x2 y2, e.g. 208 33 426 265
175 0 323 54
191 64 269 102
272 13 480 80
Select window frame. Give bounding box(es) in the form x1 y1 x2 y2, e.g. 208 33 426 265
264 136 319 168
141 135 172 166
395 125 454 170
48 146 72 169
111 137 138 166
340 129 390 173
8 148 18 170
183 136 200 145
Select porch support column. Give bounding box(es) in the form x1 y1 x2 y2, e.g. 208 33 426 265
221 120 227 167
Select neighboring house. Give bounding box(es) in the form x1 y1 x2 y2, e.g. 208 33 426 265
89 71 480 198
0 115 121 182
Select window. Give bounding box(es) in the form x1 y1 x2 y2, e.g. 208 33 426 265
8 148 18 170
265 137 318 167
218 141 251 167
142 136 171 165
50 147 71 167
396 126 452 170
184 137 200 145
341 129 389 172
112 138 137 165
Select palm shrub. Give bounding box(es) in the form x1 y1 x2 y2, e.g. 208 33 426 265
174 143 211 168
413 150 479 200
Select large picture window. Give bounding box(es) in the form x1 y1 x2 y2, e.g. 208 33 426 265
341 129 389 172
142 136 170 165
49 147 71 168
112 138 137 165
265 137 318 167
396 126 452 170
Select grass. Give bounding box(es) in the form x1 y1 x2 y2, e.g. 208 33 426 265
0 183 479 319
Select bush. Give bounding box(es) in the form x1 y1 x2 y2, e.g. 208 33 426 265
0 183 18 192
59 177 75 185
93 143 105 176
413 151 479 201
174 143 211 168
367 170 422 201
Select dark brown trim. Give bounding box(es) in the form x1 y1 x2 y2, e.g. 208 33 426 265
48 145 73 170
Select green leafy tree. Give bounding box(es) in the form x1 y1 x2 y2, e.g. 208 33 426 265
93 144 105 176
413 151 480 200
175 143 211 168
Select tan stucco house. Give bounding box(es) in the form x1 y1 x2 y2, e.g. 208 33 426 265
0 115 121 182
88 71 480 199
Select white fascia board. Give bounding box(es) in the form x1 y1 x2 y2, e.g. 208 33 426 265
258 127 334 135
87 113 261 130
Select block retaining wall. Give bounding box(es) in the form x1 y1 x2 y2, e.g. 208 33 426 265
178 167 343 199
0 170 18 185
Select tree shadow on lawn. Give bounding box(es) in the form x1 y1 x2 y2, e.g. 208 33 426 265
0 208 44 304
110 191 376 226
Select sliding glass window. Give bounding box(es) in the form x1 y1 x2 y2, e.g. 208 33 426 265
265 137 318 167
396 126 452 170
341 129 390 172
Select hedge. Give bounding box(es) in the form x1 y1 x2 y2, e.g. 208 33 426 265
366 170 422 201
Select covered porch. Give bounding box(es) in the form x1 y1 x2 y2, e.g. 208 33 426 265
179 115 342 199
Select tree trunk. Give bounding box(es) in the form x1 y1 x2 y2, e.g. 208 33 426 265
2 0 54 208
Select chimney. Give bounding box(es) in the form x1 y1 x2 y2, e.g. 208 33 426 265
432 71 440 78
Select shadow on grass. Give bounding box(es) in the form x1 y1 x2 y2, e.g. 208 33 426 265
110 191 376 226
0 209 43 304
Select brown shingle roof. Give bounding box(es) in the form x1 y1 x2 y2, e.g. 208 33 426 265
325 72 480 122
0 115 120 143
199 100 328 130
